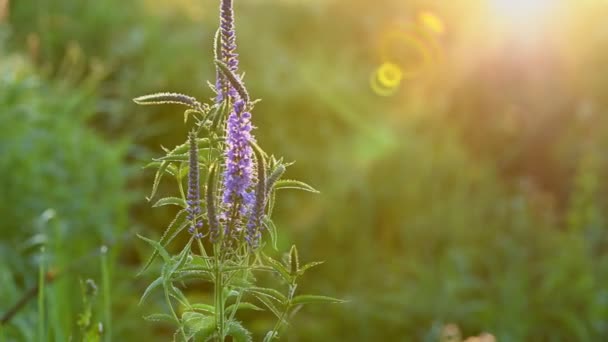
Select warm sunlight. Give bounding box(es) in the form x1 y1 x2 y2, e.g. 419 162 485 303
489 0 559 28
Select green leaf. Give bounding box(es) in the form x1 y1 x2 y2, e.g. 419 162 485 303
298 261 325 275
226 321 252 342
213 28 221 66
143 313 174 323
182 312 215 340
188 303 215 315
289 245 299 276
263 331 277 342
148 160 169 200
137 234 171 263
263 217 278 251
251 293 283 320
139 276 163 305
137 210 188 275
133 92 202 110
154 153 189 162
168 284 190 308
290 295 346 306
152 197 187 208
266 164 286 194
262 254 291 283
226 302 264 316
273 179 320 193
246 286 287 303
171 238 193 274
215 59 250 104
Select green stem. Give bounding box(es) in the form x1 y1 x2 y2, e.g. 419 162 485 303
227 253 250 323
38 247 45 342
100 246 112 342
165 286 187 341
268 284 296 340
214 244 225 342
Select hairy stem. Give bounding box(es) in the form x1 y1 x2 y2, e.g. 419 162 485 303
214 244 225 341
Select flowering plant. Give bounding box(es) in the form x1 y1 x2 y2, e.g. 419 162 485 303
133 1 342 341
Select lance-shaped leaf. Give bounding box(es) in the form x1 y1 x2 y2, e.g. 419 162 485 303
246 286 287 303
226 302 264 316
211 100 230 132
143 313 174 323
290 295 346 306
187 303 215 315
251 293 283 320
215 59 250 104
152 197 187 208
273 179 320 193
137 209 189 275
137 234 171 262
226 321 253 342
298 261 325 276
139 276 163 305
133 92 203 110
213 28 222 64
266 164 286 195
147 160 170 201
288 245 299 277
262 217 279 250
182 312 215 340
262 254 291 283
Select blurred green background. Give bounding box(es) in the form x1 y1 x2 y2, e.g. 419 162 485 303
1 0 608 341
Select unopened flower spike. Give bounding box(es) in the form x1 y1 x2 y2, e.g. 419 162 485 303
246 141 267 248
187 130 203 238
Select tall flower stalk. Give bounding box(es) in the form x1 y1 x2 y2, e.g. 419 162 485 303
134 1 343 341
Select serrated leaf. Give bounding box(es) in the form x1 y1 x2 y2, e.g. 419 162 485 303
298 261 325 275
226 321 252 342
169 284 190 307
171 238 193 274
290 295 345 306
215 59 250 104
266 165 286 194
262 217 278 251
137 210 188 275
152 197 187 208
148 161 170 200
273 179 319 193
263 331 277 342
143 313 174 323
173 270 214 283
133 92 202 110
251 293 283 320
246 287 287 303
289 245 299 276
188 303 215 315
154 153 189 162
226 302 264 316
213 28 221 60
137 234 171 263
144 161 162 169
262 254 291 283
182 312 215 340
139 276 163 305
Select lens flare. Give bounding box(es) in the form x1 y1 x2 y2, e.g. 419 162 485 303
418 11 445 35
379 28 431 78
371 62 403 96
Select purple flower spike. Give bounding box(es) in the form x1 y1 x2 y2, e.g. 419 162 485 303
187 131 203 237
216 0 239 102
222 100 255 228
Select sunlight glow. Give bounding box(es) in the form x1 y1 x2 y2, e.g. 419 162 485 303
490 0 557 26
